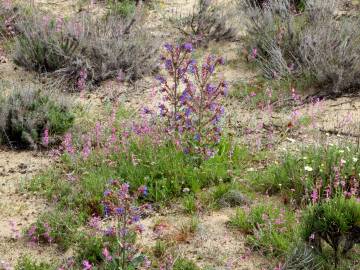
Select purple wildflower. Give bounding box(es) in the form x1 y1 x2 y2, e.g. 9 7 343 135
183 42 193 52
156 75 166 84
164 43 173 52
138 185 148 196
165 59 173 71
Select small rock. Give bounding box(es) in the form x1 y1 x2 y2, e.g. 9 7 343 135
18 163 28 170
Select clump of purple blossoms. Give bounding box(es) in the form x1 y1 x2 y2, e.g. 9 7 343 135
157 42 228 157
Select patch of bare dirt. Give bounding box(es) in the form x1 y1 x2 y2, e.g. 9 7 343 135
0 150 61 266
140 208 269 270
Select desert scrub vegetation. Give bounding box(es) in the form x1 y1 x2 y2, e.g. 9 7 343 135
170 0 237 47
20 44 254 269
239 0 360 96
0 1 16 39
13 7 158 90
0 83 74 149
105 0 137 17
229 203 297 257
301 195 360 267
250 145 360 206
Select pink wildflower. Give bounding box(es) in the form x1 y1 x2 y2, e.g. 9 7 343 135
311 188 318 203
2 0 12 9
82 260 92 270
42 128 49 147
63 133 75 154
251 48 258 59
82 135 92 159
309 233 315 241
102 247 112 261
55 17 64 32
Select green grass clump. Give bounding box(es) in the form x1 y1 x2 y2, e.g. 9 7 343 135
250 145 360 206
182 194 197 214
106 0 136 17
29 137 249 216
229 203 297 257
173 258 200 270
29 209 86 250
15 257 53 270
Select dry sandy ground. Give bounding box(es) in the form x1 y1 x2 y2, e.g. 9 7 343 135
0 150 62 266
140 208 269 270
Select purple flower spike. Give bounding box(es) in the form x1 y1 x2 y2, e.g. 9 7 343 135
132 215 140 223
156 75 166 84
206 84 216 94
218 57 225 65
208 65 215 74
115 207 125 215
183 43 193 52
165 59 173 70
164 43 173 52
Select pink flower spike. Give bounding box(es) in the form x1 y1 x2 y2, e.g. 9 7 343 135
311 188 318 204
251 48 258 59
42 128 49 147
82 260 92 270
102 247 112 261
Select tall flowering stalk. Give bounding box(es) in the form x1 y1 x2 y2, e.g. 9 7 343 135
102 179 150 270
156 43 228 157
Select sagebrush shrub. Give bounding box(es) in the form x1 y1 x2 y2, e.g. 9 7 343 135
76 14 159 84
0 84 74 149
239 0 360 95
247 0 306 10
239 0 304 78
301 195 360 267
14 14 80 73
13 10 159 90
0 1 17 39
170 0 237 47
299 9 360 95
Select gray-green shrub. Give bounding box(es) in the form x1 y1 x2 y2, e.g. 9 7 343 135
170 0 237 47
239 0 360 95
0 83 74 149
13 9 159 89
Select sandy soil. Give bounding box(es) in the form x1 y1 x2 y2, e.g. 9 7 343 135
0 150 62 266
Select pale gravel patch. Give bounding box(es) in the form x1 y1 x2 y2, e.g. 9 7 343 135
140 208 269 270
0 150 63 265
